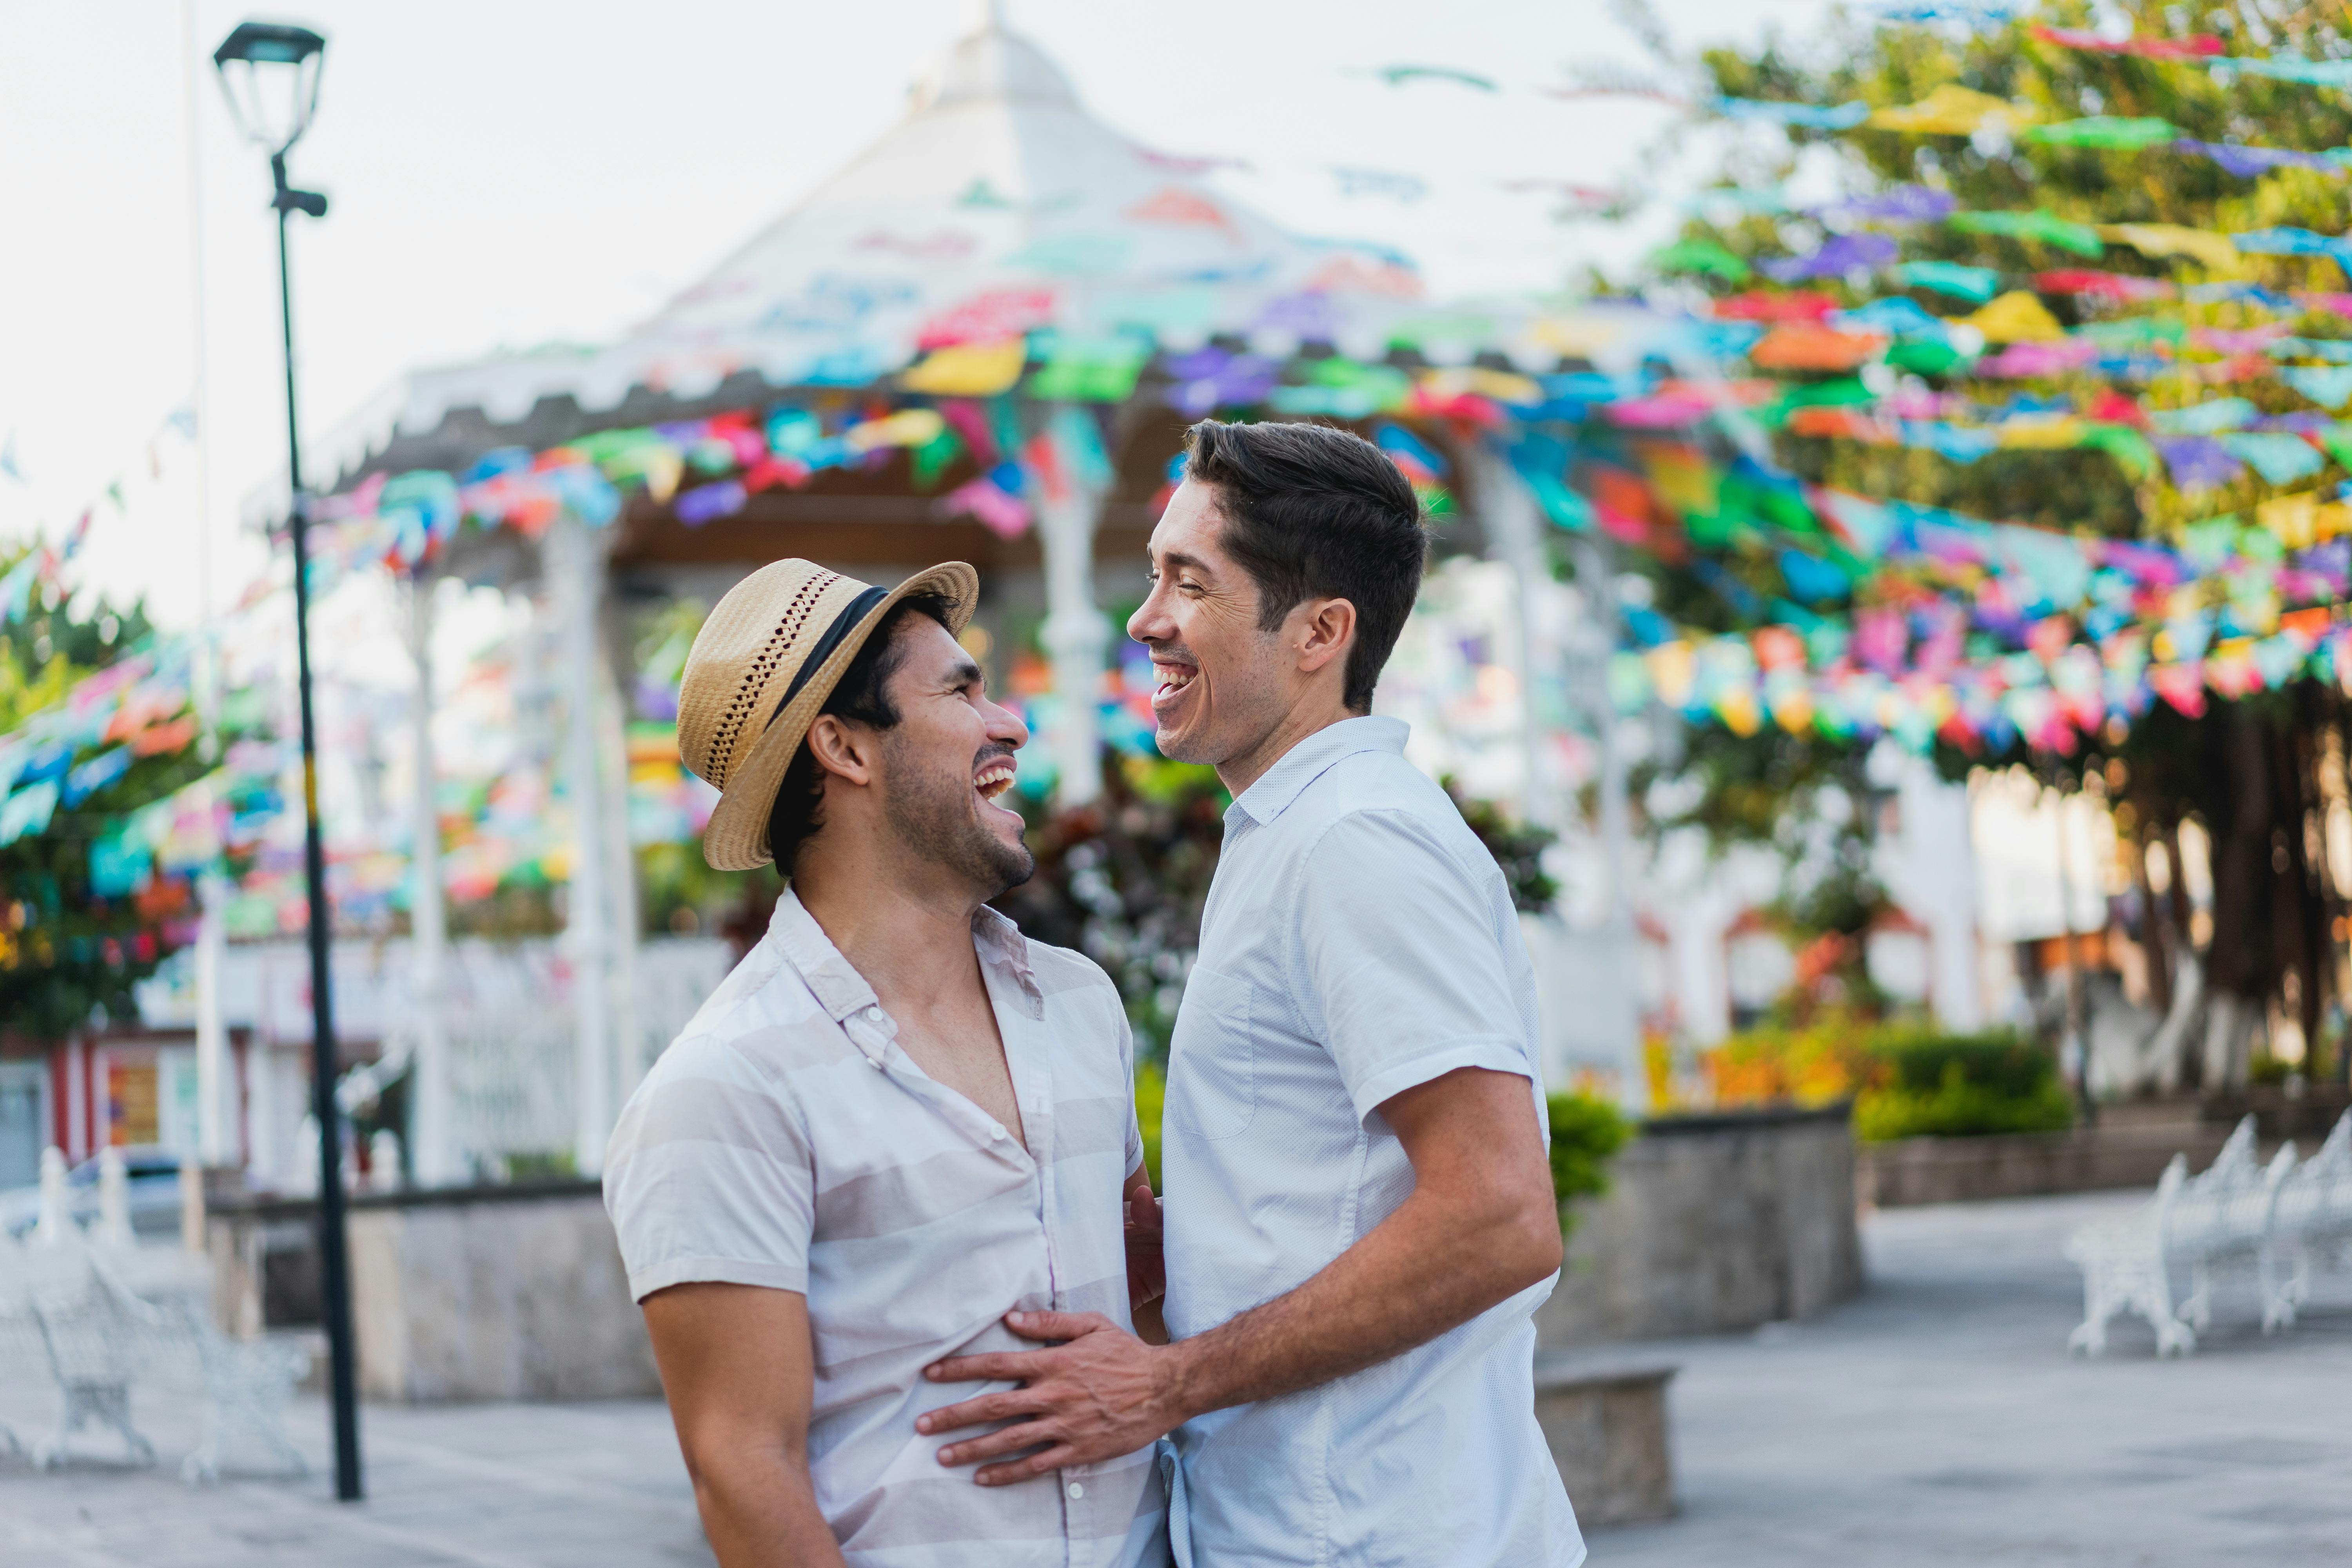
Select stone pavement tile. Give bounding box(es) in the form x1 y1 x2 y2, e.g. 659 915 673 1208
1588 1191 2352 1567
0 1390 712 1568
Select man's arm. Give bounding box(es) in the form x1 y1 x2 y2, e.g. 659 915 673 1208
642 1283 845 1567
915 1064 1559 1483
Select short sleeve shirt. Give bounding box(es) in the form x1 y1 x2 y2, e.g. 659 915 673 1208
603 890 1167 1568
1160 717 1585 1568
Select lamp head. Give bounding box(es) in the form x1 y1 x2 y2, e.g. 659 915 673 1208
212 21 327 155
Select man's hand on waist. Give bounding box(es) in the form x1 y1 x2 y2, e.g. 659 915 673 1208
917 1310 1193 1485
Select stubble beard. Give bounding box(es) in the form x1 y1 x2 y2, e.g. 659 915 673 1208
882 739 1036 898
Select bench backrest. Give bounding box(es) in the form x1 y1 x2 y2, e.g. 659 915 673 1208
2164 1118 2282 1248
2278 1110 2352 1234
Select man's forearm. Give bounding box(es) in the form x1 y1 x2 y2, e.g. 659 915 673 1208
1163 1180 1555 1421
688 1446 845 1568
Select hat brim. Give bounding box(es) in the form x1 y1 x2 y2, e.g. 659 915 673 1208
700 561 980 872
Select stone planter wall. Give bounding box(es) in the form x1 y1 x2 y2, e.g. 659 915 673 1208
1857 1117 2232 1208
209 1180 658 1404
1537 1105 1862 1347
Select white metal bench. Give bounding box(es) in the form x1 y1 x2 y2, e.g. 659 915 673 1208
2268 1111 2352 1330
1 1224 311 1481
2068 1111 2352 1356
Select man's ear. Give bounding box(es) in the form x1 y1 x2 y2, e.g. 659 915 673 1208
804 714 879 788
1293 596 1357 681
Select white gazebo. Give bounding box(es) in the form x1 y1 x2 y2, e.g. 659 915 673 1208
239 8 1691 1178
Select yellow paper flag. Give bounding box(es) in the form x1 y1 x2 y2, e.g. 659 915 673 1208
2097 223 2239 271
1769 686 1816 735
1643 642 1695 708
1867 84 2041 136
900 339 1027 396
2258 492 2321 550
844 408 948 453
1997 415 2086 448
1641 447 1720 519
1961 290 2067 343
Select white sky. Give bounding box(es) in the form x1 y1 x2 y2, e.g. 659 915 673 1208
0 0 1845 635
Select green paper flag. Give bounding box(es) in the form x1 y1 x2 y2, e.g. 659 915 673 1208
2080 425 2159 479
1897 260 2002 302
1949 209 2105 258
2022 116 2178 150
1025 335 1151 403
1651 239 1751 282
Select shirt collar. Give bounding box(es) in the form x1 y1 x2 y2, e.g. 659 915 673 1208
1228 715 1411 828
766 886 1044 1022
766 887 878 1025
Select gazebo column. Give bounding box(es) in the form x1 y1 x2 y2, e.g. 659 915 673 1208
1035 476 1109 807
192 630 231 1168
1469 446 1559 829
193 870 230 1165
596 604 646 1100
551 515 616 1174
403 572 456 1186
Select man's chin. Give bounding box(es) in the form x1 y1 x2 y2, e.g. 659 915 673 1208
1150 722 1214 767
987 844 1038 899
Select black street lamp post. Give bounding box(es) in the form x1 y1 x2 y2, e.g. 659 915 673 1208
211 18 362 1503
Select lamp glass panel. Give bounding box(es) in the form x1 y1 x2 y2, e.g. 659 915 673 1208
215 53 322 151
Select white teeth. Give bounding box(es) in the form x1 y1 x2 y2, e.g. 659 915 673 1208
975 765 1016 800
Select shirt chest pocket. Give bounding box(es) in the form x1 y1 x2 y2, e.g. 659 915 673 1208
1167 965 1257 1141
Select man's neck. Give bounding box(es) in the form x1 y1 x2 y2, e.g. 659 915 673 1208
789 846 987 1012
1214 697 1359 800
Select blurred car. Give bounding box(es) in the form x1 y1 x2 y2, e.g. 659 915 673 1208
0 1145 186 1240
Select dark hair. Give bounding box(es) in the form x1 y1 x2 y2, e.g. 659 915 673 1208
764 592 956 873
1183 419 1427 712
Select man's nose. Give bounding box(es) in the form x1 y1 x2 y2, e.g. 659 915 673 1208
983 695 1030 750
1127 590 1167 646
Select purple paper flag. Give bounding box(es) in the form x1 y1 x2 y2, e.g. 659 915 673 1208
675 480 747 526
1761 232 1899 283
2175 139 2339 178
2153 435 2244 490
1254 291 1345 339
1822 185 1958 224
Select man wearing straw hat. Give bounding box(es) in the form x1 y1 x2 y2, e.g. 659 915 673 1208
603 559 1169 1568
917 420 1582 1566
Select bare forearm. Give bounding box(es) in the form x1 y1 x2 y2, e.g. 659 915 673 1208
688 1448 845 1568
1165 1184 1556 1417
916 1071 1561 1484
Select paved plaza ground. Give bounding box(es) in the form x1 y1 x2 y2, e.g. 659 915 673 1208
4 1189 2348 1566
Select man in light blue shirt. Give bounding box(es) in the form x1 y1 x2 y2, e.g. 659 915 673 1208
918 419 1583 1566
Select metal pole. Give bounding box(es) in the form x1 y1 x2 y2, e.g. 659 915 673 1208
275 176 363 1503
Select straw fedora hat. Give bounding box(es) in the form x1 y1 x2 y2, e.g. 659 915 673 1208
680 558 978 871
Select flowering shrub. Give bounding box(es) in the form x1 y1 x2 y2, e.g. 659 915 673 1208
1701 1016 2075 1142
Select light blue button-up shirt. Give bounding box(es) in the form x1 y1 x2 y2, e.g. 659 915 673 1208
1160 716 1584 1568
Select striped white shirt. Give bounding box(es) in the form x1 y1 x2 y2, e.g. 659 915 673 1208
604 889 1167 1568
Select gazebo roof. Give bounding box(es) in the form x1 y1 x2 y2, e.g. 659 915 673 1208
301 12 1424 496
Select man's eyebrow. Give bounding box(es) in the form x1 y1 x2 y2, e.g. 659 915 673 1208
945 657 984 688
1158 550 1215 576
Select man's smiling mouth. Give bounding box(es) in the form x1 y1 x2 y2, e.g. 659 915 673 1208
976 761 1016 802
1153 662 1198 702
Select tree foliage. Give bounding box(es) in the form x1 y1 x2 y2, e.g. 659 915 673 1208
0 551 218 1042
1624 1 2352 1076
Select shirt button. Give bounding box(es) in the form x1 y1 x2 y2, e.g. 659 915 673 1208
1066 1481 1084 1500
989 1124 1007 1142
